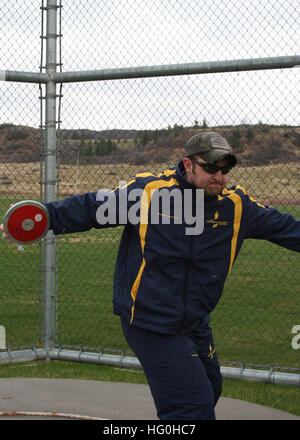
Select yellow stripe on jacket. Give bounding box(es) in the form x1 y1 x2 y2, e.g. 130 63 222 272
130 177 179 323
227 193 243 274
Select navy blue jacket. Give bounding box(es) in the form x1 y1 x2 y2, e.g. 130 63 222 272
45 162 300 335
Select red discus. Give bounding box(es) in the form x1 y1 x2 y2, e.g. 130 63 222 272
3 200 50 244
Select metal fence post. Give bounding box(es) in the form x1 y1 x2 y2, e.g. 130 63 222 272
43 0 58 360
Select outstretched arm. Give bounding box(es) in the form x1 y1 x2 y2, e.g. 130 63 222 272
244 196 300 252
45 192 102 235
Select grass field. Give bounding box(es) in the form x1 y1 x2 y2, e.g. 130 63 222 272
0 161 299 202
0 198 299 369
0 162 299 418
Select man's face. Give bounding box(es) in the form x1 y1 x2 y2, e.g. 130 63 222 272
183 156 230 197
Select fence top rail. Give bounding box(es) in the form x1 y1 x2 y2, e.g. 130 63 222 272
2 55 299 84
1 71 48 83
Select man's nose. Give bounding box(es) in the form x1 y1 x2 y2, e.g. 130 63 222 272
213 169 223 178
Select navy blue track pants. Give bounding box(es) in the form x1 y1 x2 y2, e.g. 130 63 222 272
121 320 222 420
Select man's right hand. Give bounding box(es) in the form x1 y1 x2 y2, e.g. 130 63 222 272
1 204 20 248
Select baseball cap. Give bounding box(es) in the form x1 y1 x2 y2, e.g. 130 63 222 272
185 131 237 167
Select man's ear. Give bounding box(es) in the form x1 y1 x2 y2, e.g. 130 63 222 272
183 157 192 173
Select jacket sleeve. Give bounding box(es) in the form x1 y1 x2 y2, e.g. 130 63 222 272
45 179 139 235
244 195 300 252
45 192 103 235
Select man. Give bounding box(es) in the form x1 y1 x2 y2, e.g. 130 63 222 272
2 131 300 420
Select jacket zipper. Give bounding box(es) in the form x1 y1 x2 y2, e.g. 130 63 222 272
178 234 194 333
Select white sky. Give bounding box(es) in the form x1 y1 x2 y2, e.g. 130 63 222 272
0 0 299 129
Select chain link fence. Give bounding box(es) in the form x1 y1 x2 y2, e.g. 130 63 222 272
0 0 299 378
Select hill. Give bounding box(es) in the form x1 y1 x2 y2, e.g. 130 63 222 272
0 123 299 167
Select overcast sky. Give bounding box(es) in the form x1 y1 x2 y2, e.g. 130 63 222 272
1 0 299 129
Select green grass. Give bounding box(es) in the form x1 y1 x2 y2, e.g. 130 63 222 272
0 196 299 417
1 204 299 367
0 360 299 417
211 222 300 368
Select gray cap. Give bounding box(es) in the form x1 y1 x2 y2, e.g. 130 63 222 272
185 131 237 166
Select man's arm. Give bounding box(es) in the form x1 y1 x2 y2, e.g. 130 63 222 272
244 195 300 252
45 179 140 235
45 192 102 235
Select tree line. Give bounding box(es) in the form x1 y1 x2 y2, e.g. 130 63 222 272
79 137 118 156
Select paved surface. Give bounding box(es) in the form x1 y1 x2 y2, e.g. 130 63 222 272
0 378 299 420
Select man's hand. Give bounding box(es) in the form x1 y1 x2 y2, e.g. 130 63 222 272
1 223 24 250
1 204 23 249
0 222 9 241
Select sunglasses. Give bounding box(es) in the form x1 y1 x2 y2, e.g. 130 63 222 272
191 160 232 175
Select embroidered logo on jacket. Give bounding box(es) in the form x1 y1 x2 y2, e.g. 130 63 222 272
207 211 228 228
208 344 216 359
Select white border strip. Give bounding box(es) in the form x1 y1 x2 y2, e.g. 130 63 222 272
0 411 107 420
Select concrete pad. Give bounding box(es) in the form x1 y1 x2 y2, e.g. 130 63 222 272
215 396 300 420
0 378 298 420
